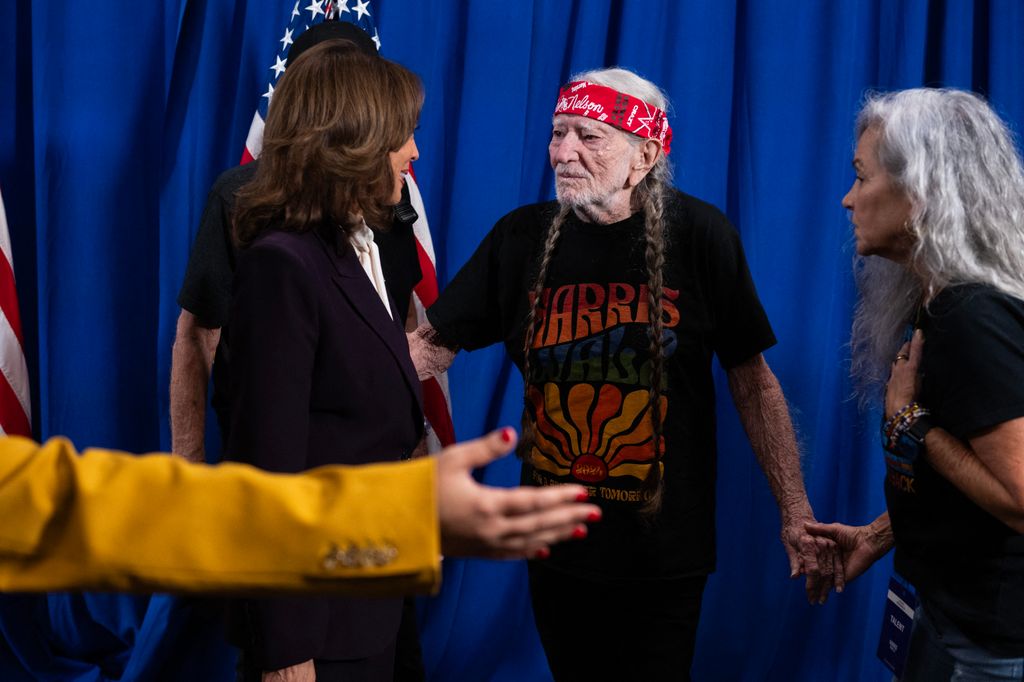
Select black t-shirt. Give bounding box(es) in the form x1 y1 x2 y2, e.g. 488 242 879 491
176 162 423 431
886 283 1024 654
428 190 776 579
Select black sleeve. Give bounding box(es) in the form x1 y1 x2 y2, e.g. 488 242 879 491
177 165 254 327
922 288 1024 438
704 213 776 369
426 221 509 351
375 221 422 320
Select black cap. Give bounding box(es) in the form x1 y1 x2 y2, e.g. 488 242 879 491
286 21 378 66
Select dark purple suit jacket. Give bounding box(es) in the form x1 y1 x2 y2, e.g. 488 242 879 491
225 225 423 670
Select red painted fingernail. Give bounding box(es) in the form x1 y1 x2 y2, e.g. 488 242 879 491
575 491 589 502
571 525 588 540
534 547 550 560
500 427 514 443
586 510 602 523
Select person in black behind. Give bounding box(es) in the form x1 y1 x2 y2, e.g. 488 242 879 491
807 88 1024 680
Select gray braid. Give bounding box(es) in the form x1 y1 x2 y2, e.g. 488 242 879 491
569 66 674 513
637 165 669 515
518 204 573 460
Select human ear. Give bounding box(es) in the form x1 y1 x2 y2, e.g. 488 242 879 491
627 139 662 187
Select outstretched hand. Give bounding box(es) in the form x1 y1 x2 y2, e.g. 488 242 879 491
782 512 841 604
436 427 601 560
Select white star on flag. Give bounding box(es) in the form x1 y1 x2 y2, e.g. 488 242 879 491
353 0 370 21
280 27 294 50
262 82 274 102
291 1 301 20
371 29 381 50
305 0 324 20
337 0 351 14
271 55 287 78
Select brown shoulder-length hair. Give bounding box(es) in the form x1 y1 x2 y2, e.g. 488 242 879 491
233 39 423 247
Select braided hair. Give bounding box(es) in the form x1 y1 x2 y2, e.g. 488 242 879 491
518 204 571 458
520 68 673 514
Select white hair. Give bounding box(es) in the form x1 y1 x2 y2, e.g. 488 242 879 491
850 88 1024 401
574 67 669 111
571 66 674 206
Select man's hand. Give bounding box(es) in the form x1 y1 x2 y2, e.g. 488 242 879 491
408 323 458 381
781 509 841 604
804 514 894 587
436 428 601 559
262 659 315 682
726 354 838 604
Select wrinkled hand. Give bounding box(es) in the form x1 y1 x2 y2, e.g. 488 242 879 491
436 428 601 559
408 323 458 380
782 512 841 604
804 521 888 587
885 330 924 419
262 659 315 682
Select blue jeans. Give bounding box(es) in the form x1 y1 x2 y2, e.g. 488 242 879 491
902 602 1024 681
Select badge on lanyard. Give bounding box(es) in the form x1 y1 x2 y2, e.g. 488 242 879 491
877 573 918 677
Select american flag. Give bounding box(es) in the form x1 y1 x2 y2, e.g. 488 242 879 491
0 187 31 437
242 0 455 451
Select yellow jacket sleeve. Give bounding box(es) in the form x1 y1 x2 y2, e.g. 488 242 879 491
0 436 441 596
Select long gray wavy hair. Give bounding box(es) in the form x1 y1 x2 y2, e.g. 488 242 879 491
850 88 1024 403
520 67 674 512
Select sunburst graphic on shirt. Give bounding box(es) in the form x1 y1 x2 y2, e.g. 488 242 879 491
526 382 666 483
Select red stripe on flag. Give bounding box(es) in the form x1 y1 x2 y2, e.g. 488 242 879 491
421 377 455 447
413 240 439 308
0 367 30 437
0 253 23 346
240 148 256 165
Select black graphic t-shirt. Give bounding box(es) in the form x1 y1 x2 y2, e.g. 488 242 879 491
428 190 775 579
886 283 1024 654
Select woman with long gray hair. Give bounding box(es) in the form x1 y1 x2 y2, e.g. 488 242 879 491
807 88 1024 680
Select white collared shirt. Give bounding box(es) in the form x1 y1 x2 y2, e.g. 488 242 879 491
348 222 393 319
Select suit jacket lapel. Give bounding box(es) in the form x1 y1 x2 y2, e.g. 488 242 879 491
316 230 424 413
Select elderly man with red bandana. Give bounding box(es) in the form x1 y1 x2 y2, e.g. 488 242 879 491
409 68 833 680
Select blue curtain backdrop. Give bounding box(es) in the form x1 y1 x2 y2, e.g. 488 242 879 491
1 0 1022 679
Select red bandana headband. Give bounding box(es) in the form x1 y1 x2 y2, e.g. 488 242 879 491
553 80 673 154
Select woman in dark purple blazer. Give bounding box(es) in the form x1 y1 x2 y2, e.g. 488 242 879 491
225 40 424 682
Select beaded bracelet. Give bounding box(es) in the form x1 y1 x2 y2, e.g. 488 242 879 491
881 401 931 460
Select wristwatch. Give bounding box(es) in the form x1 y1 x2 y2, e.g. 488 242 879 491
906 414 935 444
